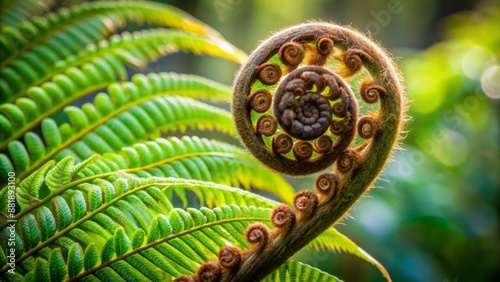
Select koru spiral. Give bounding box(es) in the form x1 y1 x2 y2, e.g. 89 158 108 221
182 22 405 282
232 23 401 177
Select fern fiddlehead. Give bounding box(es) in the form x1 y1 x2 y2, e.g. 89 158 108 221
182 22 405 281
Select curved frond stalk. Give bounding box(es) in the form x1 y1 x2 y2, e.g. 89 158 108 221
0 95 235 186
0 0 54 27
206 22 405 282
1 28 247 105
263 261 341 282
307 227 391 281
0 30 242 148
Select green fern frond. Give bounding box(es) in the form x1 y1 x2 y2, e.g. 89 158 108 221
0 14 122 105
1 173 275 280
0 70 115 147
0 0 54 27
1 28 245 107
0 70 235 184
1 14 117 70
0 40 236 147
0 0 230 65
308 227 390 281
0 1 247 104
263 261 341 282
0 95 234 186
76 136 294 204
1 136 292 220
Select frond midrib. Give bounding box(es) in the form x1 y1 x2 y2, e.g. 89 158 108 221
0 152 249 228
1 177 275 275
68 215 269 281
6 28 240 104
0 83 108 151
0 14 115 69
13 95 234 183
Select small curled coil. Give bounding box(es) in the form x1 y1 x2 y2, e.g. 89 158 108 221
245 223 269 250
248 90 272 113
279 42 305 68
360 81 385 104
294 190 318 217
197 261 221 282
271 204 296 230
315 172 339 197
219 246 242 269
340 49 366 77
256 63 282 85
357 116 379 139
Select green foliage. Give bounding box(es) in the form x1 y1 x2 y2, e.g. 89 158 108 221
263 261 341 281
0 0 392 281
3 162 277 279
309 227 390 281
0 0 54 27
374 7 500 282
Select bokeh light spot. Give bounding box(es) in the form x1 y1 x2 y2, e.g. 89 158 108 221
481 65 500 99
461 46 496 80
433 130 469 166
355 199 397 236
409 77 443 113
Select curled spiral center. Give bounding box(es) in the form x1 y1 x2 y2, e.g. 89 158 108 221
237 40 360 175
278 92 332 140
273 67 346 141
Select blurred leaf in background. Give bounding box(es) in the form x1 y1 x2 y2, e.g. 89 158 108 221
376 5 499 281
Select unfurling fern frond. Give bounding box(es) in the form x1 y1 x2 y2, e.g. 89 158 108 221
1 0 405 281
188 21 405 281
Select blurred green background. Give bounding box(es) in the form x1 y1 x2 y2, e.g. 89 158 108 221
151 0 499 281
